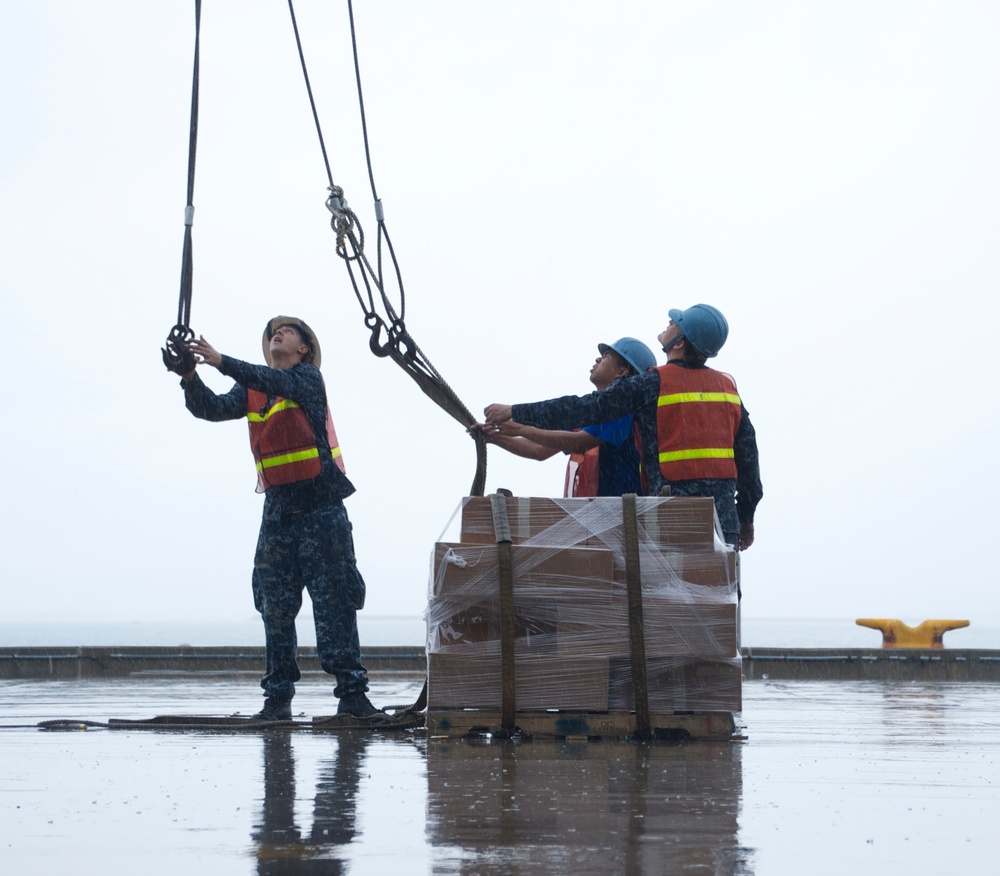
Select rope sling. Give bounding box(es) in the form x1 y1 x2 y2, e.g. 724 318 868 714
160 0 201 379
162 0 487 498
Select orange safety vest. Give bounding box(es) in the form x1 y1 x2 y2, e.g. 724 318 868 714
563 446 601 498
655 364 741 481
246 389 345 491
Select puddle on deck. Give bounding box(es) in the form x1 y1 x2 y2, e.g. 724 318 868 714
1 676 997 874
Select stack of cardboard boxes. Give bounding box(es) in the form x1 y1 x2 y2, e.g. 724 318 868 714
426 495 741 716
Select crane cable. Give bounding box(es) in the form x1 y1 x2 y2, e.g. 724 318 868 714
287 0 487 497
161 0 486 497
161 0 201 377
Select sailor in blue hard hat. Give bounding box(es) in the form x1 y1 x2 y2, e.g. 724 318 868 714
597 337 657 375
659 304 729 360
484 304 762 555
472 336 656 497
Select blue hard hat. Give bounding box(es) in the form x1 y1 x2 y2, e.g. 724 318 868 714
667 304 729 358
598 337 657 374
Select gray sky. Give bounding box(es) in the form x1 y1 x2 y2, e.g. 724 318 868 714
3 1 999 637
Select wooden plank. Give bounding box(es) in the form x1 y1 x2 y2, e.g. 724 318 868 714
426 709 736 740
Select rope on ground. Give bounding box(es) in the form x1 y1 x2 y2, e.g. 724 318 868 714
287 0 487 496
37 714 425 733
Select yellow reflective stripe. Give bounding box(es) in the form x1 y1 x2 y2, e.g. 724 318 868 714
255 447 320 472
659 447 735 463
330 447 341 461
247 399 303 423
657 392 741 407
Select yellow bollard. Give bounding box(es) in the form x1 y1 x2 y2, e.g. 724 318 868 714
855 618 970 649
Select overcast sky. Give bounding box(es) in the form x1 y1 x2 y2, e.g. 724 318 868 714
3 1 999 644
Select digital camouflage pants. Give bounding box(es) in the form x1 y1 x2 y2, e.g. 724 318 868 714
252 501 369 701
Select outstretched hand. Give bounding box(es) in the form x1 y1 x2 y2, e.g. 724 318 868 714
483 404 512 426
187 335 223 370
469 420 523 445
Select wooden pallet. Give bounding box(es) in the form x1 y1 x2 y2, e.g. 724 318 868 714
426 709 736 740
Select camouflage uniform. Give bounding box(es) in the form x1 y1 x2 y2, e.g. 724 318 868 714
183 355 369 702
512 364 763 546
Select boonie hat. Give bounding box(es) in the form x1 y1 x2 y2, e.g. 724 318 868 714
262 316 322 368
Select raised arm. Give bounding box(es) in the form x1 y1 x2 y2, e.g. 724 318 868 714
491 371 659 432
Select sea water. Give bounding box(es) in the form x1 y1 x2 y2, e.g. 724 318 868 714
1 616 995 649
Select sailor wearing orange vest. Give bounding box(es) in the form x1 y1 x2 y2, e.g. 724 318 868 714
247 387 345 489
179 317 383 721
483 305 762 551
471 338 656 497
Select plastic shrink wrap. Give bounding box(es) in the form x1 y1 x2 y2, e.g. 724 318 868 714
426 496 741 715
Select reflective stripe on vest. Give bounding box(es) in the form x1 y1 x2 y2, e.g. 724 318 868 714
655 365 741 481
256 446 320 472
659 447 735 463
658 391 742 407
247 398 299 422
254 445 342 473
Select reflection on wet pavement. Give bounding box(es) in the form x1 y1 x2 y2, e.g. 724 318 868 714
253 732 366 873
427 737 750 874
1 677 998 874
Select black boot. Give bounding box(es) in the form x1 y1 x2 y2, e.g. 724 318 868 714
337 692 385 719
254 697 293 721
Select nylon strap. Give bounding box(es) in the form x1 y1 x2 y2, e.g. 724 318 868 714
285 0 487 497
176 0 200 332
161 0 201 374
622 493 651 740
490 493 517 731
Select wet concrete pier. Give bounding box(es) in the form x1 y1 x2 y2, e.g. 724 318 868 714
2 671 997 874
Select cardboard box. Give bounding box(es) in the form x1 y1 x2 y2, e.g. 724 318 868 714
593 497 720 553
554 600 737 660
608 656 742 713
459 496 606 546
428 604 558 656
427 652 610 711
636 547 737 590
429 595 736 662
640 600 738 659
550 601 628 657
610 548 737 599
430 542 616 605
459 496 721 552
635 496 720 549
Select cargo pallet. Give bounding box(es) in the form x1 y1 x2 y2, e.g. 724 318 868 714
426 495 744 741
426 709 736 741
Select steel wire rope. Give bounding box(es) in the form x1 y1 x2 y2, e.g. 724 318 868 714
287 0 487 496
